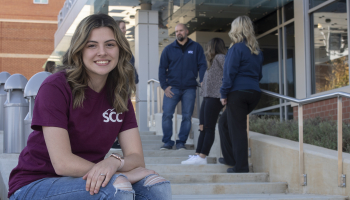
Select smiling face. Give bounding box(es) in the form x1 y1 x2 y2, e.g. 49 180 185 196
118 22 127 36
82 27 119 82
175 24 188 42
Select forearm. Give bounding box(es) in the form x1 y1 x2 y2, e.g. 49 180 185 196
54 153 95 177
118 153 145 172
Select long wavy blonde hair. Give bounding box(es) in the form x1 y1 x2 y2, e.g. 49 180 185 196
204 38 227 70
228 16 260 55
56 14 135 113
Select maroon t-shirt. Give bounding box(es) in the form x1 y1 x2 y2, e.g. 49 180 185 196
8 71 138 197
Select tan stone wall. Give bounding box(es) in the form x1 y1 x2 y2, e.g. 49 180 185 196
250 131 350 196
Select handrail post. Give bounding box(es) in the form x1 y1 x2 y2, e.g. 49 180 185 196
247 115 250 156
174 105 178 143
247 115 251 171
147 83 151 127
151 82 155 126
338 96 346 187
299 104 306 186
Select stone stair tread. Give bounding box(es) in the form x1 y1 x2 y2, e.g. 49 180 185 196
139 131 156 136
145 164 230 173
108 149 196 157
171 182 288 195
172 194 349 200
163 172 268 175
144 156 217 164
172 182 287 186
161 172 268 183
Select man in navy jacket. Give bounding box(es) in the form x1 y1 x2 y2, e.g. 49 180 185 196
158 23 206 150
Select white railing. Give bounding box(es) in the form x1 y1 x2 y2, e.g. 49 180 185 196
57 0 77 27
147 79 179 141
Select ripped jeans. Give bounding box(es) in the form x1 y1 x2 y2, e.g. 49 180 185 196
9 174 172 200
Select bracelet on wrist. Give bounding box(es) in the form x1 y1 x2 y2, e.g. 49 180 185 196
109 153 125 170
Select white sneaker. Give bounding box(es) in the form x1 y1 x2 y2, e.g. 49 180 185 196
181 155 197 164
181 155 207 165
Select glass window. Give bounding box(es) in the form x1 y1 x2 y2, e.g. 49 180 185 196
284 2 294 22
286 23 295 97
254 11 278 35
34 0 48 4
309 0 329 9
311 0 348 93
256 31 280 110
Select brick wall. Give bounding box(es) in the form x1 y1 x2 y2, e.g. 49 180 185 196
0 0 65 80
293 98 350 122
0 0 65 20
1 22 57 54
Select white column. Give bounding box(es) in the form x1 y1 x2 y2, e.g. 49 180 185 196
135 10 159 132
294 0 308 99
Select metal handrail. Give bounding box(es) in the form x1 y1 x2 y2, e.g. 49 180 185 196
147 79 180 143
147 79 201 143
260 89 347 187
147 79 159 127
262 89 350 105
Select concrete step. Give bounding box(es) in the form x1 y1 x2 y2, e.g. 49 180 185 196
108 149 195 157
139 131 156 136
163 172 268 183
171 182 288 195
145 164 230 173
140 135 163 141
144 157 217 164
142 144 196 151
139 140 163 145
172 194 349 200
141 144 163 150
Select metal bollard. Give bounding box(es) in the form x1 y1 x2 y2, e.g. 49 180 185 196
23 72 51 146
0 72 11 131
3 74 28 153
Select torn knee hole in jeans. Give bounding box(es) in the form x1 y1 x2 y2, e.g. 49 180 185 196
113 176 133 192
143 175 167 187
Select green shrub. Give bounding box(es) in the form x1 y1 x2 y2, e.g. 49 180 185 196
249 115 350 153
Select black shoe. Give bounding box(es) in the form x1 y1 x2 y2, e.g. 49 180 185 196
176 143 186 150
227 167 249 173
218 157 226 165
160 144 173 150
111 141 121 150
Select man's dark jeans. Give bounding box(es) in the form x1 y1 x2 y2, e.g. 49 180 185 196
219 90 261 172
162 88 196 146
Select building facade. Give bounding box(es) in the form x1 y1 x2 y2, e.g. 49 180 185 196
0 0 65 80
51 0 350 130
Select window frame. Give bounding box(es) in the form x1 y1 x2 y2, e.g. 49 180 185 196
33 0 48 4
308 0 350 95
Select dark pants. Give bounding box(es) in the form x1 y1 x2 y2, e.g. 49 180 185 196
196 97 224 155
218 90 261 172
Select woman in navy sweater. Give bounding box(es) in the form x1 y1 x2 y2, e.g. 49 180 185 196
219 16 263 173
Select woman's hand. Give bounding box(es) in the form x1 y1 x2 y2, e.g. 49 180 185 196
122 167 158 184
220 98 227 105
83 157 121 195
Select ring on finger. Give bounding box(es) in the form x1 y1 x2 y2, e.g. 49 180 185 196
100 173 106 176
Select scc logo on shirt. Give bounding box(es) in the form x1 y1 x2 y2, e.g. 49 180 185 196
103 108 123 123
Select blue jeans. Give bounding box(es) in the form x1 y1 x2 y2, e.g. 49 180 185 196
10 174 172 200
162 88 196 146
